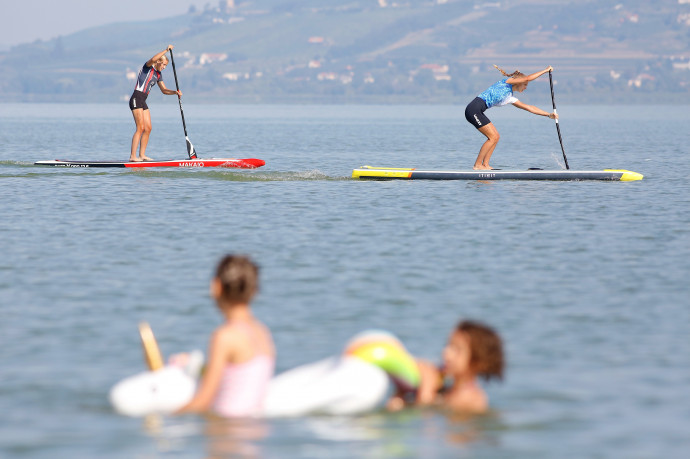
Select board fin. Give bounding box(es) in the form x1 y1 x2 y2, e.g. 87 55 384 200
186 137 197 159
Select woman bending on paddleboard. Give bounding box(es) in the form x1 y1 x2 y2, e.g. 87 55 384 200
129 45 181 162
465 65 557 170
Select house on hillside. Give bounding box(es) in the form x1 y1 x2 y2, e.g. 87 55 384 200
416 63 451 81
671 59 690 70
628 74 655 88
199 53 227 65
317 72 338 81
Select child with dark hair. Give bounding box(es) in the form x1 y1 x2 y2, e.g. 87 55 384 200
388 320 504 414
440 320 504 413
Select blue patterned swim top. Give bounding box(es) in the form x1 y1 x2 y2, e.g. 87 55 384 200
478 78 518 108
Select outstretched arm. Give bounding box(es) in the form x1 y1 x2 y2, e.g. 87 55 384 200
146 45 173 67
158 80 182 97
512 100 557 119
507 65 553 85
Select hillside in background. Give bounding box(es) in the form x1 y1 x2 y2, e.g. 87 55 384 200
1 0 689 103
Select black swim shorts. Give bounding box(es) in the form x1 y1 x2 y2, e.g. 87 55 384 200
129 90 149 111
464 97 490 129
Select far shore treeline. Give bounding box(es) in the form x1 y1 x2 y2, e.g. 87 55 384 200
1 0 689 104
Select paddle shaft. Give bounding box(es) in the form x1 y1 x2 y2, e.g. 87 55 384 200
168 48 196 159
548 70 570 170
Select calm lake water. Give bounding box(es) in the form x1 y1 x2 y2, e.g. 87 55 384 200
1 102 689 458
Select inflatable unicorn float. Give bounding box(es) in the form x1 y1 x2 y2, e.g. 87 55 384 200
109 323 421 418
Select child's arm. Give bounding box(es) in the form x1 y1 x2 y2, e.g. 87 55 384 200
386 390 406 411
176 329 232 413
386 359 441 411
415 359 443 405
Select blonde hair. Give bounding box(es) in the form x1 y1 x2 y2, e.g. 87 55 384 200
494 65 524 78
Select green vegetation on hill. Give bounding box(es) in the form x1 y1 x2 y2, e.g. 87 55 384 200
1 0 689 103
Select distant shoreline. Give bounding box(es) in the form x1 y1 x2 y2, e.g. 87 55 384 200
1 92 687 105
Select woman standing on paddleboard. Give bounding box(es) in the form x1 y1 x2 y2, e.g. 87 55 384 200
129 45 181 162
465 65 557 170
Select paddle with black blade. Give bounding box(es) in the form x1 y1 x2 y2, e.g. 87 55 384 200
548 70 569 170
168 47 197 159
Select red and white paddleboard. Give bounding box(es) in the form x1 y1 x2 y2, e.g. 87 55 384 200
34 158 265 169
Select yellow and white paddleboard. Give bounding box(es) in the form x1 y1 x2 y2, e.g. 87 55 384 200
352 166 643 181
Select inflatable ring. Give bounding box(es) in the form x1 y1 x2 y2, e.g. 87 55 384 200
111 327 401 418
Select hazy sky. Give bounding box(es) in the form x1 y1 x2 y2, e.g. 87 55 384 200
0 0 210 48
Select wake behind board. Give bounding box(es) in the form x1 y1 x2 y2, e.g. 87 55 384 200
352 166 643 181
34 158 265 169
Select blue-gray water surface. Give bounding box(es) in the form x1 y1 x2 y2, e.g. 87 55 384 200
1 102 689 458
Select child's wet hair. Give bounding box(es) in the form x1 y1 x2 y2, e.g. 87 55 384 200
456 320 504 382
215 254 259 304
